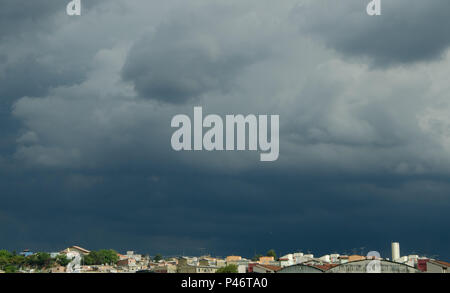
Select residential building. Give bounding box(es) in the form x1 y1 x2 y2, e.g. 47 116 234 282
226 255 242 263
153 264 177 273
326 259 419 273
258 256 275 264
51 266 66 273
252 264 281 273
417 258 429 272
117 258 137 272
125 251 142 262
348 255 366 262
60 246 90 256
278 264 324 273
426 260 450 273
277 263 338 273
177 264 218 273
177 257 218 273
19 249 34 257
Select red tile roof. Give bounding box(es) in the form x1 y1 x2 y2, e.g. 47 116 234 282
71 246 90 253
256 264 282 272
310 264 338 271
430 260 450 267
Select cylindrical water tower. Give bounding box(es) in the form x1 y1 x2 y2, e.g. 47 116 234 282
391 242 400 261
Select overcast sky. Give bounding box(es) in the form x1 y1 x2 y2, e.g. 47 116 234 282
1 0 450 259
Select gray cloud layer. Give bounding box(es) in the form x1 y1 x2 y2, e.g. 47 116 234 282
1 0 450 259
122 4 269 103
296 0 450 66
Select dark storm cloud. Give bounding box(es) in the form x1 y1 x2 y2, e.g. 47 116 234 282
0 0 60 39
122 5 267 103
0 0 105 40
296 0 450 66
0 0 107 162
0 0 108 104
0 55 86 104
1 168 449 258
0 0 63 109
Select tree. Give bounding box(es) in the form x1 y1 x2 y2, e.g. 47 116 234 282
266 249 277 260
0 250 13 270
100 249 119 265
0 250 26 272
83 249 119 265
56 254 72 267
4 265 17 273
0 250 12 258
216 264 238 273
82 252 97 265
26 252 54 269
153 254 163 263
10 255 25 267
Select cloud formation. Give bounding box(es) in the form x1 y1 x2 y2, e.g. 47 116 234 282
296 0 450 66
1 0 450 258
122 3 273 103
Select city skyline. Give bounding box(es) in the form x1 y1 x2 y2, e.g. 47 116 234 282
2 241 448 273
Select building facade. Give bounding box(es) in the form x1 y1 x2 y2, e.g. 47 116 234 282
326 260 419 273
